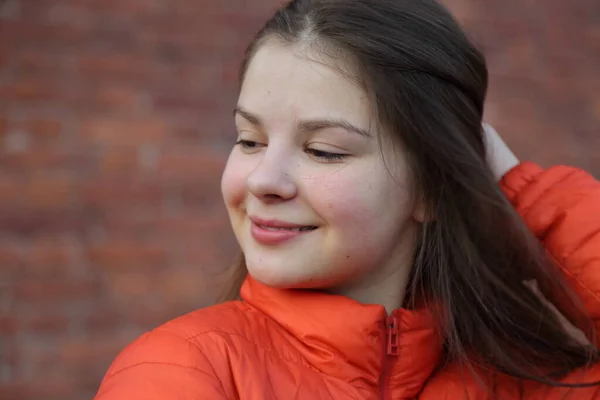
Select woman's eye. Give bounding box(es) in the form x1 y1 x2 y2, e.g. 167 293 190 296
306 148 349 162
235 139 262 150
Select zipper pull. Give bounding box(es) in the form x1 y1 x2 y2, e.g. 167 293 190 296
386 316 399 356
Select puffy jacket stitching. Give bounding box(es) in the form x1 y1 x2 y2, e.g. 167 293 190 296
105 329 229 397
106 360 227 379
560 226 600 264
500 162 541 201
556 260 600 309
517 173 600 311
500 162 562 203
519 169 581 222
319 375 362 400
167 328 317 370
163 327 369 398
235 304 354 367
158 305 353 380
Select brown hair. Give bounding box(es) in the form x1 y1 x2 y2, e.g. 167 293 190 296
220 0 599 390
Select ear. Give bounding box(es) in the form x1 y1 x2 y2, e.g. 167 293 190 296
411 196 430 223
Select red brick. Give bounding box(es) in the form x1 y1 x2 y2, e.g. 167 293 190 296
165 112 235 143
167 0 265 18
171 63 224 91
25 119 62 140
0 148 93 172
19 338 59 373
15 51 68 75
0 78 58 102
0 245 21 280
0 209 88 235
76 54 152 82
83 179 163 210
79 117 168 146
0 116 7 136
13 280 100 303
103 276 179 329
60 334 137 381
0 175 25 207
180 181 225 208
87 241 168 270
21 237 74 279
17 1 59 19
0 384 28 400
182 235 239 276
22 174 77 210
0 21 84 49
127 303 177 328
84 308 122 332
156 210 226 236
104 270 156 299
152 92 220 113
66 0 164 15
593 99 600 122
90 85 140 113
169 125 203 143
0 44 11 68
21 313 70 334
158 266 227 308
98 210 158 236
97 148 139 174
0 333 17 377
442 0 479 22
0 315 17 335
0 379 77 400
157 146 226 182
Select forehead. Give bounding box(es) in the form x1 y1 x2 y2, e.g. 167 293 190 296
238 42 373 130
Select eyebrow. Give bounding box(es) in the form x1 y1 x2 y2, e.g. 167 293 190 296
233 106 372 138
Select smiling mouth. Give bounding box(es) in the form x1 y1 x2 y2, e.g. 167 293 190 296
256 225 318 232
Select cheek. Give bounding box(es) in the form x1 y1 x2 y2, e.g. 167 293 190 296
310 167 412 237
221 155 247 208
311 173 388 226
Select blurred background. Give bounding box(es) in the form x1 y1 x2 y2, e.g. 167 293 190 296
0 0 598 399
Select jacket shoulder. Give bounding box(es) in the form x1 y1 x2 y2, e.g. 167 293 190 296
158 300 253 341
95 301 252 399
106 301 251 373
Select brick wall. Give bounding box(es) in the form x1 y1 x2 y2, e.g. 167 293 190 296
0 0 598 399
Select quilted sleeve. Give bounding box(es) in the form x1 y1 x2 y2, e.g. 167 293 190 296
521 363 600 399
94 329 228 400
500 162 600 345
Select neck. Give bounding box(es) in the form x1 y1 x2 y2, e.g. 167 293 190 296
241 273 442 398
327 226 418 314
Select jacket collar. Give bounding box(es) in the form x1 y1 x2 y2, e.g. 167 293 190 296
241 276 443 398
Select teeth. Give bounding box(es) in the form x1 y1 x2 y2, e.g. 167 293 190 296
259 225 315 232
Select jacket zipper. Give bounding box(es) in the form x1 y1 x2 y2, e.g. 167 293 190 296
380 315 399 400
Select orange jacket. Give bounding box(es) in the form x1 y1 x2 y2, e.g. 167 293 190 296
95 162 600 399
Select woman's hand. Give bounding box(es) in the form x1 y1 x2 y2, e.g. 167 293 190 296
487 125 593 346
482 123 520 181
524 280 591 346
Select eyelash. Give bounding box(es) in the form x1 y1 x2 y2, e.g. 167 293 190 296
235 140 349 162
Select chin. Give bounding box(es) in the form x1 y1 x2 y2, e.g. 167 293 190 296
247 264 348 291
247 268 301 289
245 264 309 289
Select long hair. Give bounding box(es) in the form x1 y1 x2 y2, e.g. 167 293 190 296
219 0 599 389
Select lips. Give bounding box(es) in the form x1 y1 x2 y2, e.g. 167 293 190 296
255 224 317 232
250 216 317 230
249 216 318 245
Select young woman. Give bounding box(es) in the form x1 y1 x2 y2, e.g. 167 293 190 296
95 0 600 398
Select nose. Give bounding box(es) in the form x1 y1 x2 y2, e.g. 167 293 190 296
246 145 297 202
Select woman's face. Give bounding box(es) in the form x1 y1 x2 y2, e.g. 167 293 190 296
221 42 422 290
